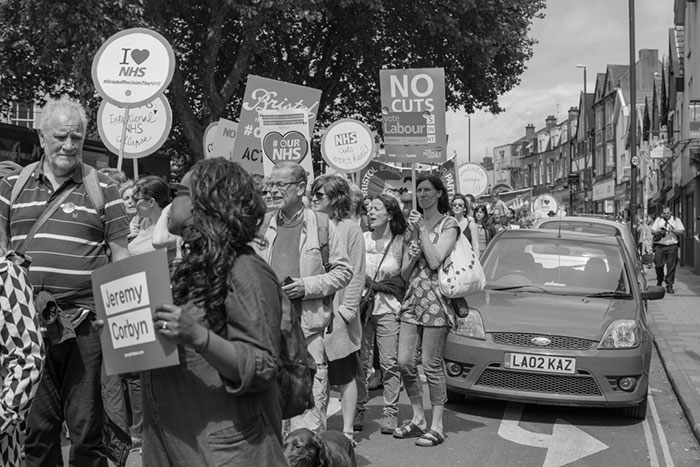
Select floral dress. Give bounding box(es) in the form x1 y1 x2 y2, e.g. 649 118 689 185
400 216 458 328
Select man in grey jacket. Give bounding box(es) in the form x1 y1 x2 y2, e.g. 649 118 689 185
257 162 352 433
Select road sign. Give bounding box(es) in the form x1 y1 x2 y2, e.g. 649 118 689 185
631 155 641 167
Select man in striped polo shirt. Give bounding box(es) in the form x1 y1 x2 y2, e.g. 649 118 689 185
0 97 130 466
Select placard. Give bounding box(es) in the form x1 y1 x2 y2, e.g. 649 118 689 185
320 119 376 173
379 68 446 163
203 121 219 158
97 95 172 159
210 119 239 161
92 28 175 108
233 76 322 175
259 109 314 178
92 249 179 375
458 163 489 197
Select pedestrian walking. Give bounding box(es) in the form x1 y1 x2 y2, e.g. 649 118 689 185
142 159 288 466
309 174 365 445
451 194 479 256
0 97 131 466
651 206 685 294
256 162 352 434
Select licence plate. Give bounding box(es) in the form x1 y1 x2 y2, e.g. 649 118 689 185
504 353 576 374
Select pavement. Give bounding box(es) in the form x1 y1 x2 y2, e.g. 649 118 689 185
647 264 700 443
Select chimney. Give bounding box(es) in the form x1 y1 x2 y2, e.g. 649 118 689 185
525 124 535 139
545 115 557 129
568 106 579 122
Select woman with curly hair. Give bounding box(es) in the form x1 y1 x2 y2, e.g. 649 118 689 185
142 159 287 466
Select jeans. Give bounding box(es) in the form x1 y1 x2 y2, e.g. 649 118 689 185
654 244 679 286
397 322 449 406
25 319 108 467
123 374 143 439
289 332 328 434
357 312 401 418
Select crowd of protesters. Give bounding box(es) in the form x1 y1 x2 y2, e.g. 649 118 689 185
0 96 550 466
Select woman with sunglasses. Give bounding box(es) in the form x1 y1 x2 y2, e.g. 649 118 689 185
143 159 288 465
128 176 177 263
450 193 479 257
309 174 365 445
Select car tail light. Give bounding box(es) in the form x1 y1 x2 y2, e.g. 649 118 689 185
452 309 485 340
598 320 639 349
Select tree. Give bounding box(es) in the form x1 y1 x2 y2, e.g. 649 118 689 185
0 0 545 169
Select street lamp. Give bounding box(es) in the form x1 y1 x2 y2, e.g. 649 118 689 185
576 64 587 213
576 64 587 96
466 114 472 162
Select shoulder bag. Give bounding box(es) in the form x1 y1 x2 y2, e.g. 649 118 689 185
359 235 395 323
437 217 486 299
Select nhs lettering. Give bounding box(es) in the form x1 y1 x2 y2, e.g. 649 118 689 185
118 48 150 77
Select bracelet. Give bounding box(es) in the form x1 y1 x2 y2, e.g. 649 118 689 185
195 329 211 353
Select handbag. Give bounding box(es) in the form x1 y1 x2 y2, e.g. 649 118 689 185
437 217 486 299
360 235 396 322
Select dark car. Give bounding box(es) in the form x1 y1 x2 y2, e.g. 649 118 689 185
444 229 665 419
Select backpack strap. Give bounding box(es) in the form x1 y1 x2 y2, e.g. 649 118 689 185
10 161 40 208
313 210 330 272
81 164 105 228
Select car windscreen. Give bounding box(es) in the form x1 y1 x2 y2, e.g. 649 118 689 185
481 237 631 296
537 221 618 237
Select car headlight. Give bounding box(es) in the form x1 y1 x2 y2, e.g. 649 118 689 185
452 308 485 340
598 320 639 349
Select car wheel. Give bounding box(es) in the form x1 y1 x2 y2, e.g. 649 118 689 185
621 394 648 419
446 389 463 404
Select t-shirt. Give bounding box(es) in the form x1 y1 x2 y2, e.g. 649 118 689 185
364 232 404 316
270 215 303 282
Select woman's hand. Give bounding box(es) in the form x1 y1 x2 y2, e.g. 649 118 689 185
408 240 422 258
407 209 424 229
154 303 209 349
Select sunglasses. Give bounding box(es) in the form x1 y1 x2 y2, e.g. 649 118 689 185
169 183 191 199
309 192 327 202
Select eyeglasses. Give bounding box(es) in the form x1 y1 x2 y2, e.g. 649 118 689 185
309 192 326 201
452 203 465 208
131 196 148 203
264 180 300 191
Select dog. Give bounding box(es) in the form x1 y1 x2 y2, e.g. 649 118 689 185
283 428 357 467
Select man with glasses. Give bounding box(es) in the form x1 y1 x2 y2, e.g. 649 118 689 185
256 162 352 434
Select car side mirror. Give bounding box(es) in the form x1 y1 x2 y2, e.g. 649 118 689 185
641 285 665 301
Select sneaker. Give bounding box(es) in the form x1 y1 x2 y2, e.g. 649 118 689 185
353 411 364 432
380 413 398 435
666 286 675 294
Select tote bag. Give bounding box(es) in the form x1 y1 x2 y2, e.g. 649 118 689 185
437 217 486 298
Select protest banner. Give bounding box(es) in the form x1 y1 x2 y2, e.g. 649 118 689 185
259 109 314 178
210 119 239 162
458 162 489 198
320 119 376 174
92 249 179 375
97 95 172 160
379 68 446 165
203 121 219 158
233 76 321 175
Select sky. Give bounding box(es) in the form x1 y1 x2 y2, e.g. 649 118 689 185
445 0 676 166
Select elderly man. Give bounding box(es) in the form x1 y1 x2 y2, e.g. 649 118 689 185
0 97 130 466
651 206 685 294
256 162 352 434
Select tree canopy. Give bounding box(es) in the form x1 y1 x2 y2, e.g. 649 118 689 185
0 0 545 168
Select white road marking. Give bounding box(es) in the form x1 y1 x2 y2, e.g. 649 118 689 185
642 416 661 467
498 402 608 467
648 389 675 467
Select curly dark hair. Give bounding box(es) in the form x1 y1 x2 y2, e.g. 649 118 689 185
415 172 450 214
171 159 266 334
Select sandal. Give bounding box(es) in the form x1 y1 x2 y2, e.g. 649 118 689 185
343 431 357 447
415 429 445 447
392 421 425 439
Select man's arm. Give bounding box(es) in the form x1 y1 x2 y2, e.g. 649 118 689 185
108 236 130 262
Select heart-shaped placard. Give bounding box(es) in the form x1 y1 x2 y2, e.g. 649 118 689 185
543 199 550 205
263 131 309 163
131 49 150 65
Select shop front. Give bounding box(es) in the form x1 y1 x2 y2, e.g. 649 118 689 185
592 178 615 216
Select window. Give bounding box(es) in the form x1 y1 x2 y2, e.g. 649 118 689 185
689 101 700 138
7 102 36 128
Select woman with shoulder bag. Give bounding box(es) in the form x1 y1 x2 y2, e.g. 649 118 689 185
393 174 459 448
354 193 408 435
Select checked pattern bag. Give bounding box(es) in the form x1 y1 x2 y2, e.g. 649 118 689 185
0 258 44 466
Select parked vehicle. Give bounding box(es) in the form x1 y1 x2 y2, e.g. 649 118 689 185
444 229 665 419
532 216 647 290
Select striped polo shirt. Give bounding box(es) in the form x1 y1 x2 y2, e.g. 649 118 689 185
0 159 130 306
